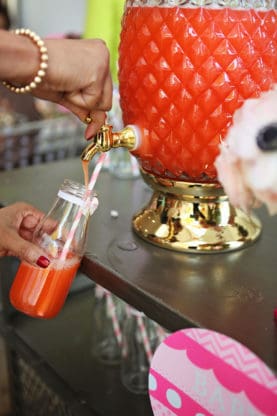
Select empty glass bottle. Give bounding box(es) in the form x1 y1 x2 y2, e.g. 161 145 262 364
120 307 161 394
91 286 126 365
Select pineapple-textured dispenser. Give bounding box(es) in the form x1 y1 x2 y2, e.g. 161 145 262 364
82 0 277 253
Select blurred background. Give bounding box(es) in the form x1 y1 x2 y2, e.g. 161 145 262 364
0 0 124 171
3 0 87 36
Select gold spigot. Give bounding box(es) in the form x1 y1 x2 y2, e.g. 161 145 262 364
81 124 138 161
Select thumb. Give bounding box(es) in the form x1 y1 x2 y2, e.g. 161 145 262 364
6 230 50 268
84 111 106 140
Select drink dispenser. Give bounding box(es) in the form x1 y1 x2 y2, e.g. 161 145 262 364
82 0 277 253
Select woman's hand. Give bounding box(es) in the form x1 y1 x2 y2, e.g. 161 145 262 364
0 31 113 139
0 202 50 267
35 38 113 139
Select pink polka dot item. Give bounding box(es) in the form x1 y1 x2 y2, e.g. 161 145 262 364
149 328 277 416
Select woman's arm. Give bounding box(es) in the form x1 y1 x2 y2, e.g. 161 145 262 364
0 30 113 138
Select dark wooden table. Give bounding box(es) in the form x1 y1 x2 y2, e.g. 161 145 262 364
0 158 276 390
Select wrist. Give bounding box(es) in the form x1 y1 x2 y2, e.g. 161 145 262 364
0 29 40 84
1 29 48 94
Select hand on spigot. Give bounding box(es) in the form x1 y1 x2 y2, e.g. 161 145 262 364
38 38 112 138
0 31 114 265
0 30 113 137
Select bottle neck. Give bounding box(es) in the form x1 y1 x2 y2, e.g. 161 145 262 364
33 180 98 261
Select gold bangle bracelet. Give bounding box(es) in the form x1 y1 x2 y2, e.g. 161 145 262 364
2 28 48 94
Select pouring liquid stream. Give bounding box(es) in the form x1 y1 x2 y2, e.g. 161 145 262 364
82 159 90 188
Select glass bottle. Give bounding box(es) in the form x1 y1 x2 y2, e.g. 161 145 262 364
120 307 161 394
91 286 126 365
9 179 98 319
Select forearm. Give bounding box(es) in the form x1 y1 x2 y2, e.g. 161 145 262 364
0 29 39 84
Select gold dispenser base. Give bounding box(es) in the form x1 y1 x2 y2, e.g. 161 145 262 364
133 171 262 253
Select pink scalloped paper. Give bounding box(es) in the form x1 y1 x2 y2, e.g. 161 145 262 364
149 328 277 416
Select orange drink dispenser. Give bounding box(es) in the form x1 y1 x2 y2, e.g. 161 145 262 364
82 0 277 252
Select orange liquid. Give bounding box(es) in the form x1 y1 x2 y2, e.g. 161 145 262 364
82 159 89 188
10 258 80 319
119 7 277 181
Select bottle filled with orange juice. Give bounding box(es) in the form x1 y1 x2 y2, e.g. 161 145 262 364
10 179 98 319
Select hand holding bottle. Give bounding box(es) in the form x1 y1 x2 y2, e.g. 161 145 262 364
9 179 97 319
0 202 50 267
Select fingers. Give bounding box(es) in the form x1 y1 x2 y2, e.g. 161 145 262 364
57 39 113 113
49 95 107 139
20 213 43 231
16 202 45 223
63 74 112 112
39 216 59 236
5 229 50 267
84 111 106 140
18 205 48 241
0 202 50 267
0 202 44 232
50 95 106 139
59 73 113 123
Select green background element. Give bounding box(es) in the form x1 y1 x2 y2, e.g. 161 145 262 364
84 0 125 83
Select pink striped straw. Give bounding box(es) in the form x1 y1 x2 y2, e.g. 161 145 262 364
87 153 107 192
127 306 153 363
136 314 153 363
95 285 123 346
105 291 123 347
60 153 107 261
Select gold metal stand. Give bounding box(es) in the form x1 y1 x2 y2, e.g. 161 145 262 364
133 171 262 253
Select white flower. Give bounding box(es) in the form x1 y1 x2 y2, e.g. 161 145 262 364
215 85 277 215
